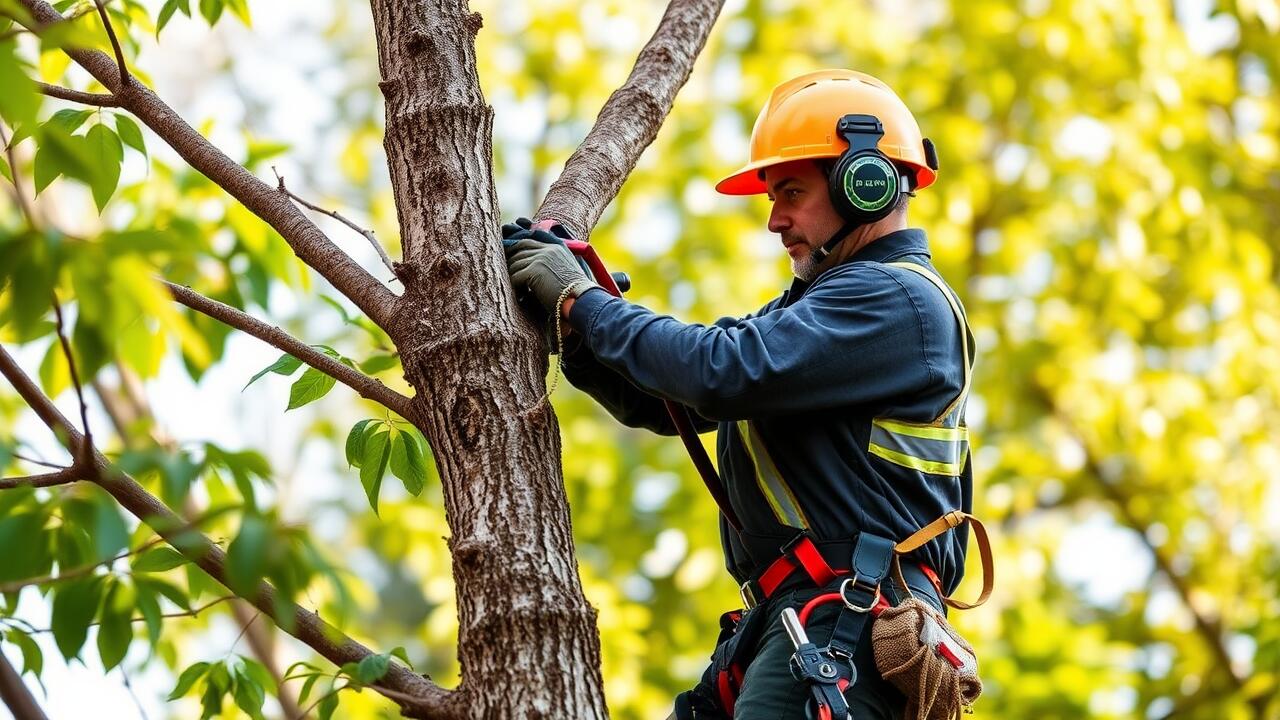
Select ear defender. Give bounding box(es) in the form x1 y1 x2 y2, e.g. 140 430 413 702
827 114 902 226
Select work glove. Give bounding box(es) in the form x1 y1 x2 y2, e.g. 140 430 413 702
502 220 597 321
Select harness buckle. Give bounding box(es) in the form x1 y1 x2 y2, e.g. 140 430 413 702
739 580 759 610
839 574 882 613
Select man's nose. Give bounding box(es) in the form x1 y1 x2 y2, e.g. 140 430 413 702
767 204 790 234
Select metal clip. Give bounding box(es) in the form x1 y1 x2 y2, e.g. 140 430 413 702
839 574 881 613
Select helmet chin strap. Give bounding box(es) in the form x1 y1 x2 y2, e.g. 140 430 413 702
812 219 861 263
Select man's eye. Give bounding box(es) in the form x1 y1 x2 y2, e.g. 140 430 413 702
786 189 801 201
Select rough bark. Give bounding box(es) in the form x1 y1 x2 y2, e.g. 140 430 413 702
367 0 725 716
368 2 607 717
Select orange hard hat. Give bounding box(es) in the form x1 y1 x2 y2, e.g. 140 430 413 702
716 69 937 195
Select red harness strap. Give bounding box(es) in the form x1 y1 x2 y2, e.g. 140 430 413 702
754 535 840 600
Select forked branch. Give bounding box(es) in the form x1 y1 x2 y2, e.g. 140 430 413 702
14 0 400 331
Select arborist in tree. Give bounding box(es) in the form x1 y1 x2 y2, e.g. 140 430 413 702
504 70 993 720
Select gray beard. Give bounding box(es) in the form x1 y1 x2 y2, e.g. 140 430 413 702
791 247 822 282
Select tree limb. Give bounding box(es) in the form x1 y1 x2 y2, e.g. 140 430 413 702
0 347 455 718
0 467 80 490
36 82 119 107
163 281 413 417
14 0 401 331
0 652 47 720
535 0 725 239
91 0 129 88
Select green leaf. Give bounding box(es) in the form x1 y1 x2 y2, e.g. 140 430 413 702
298 674 321 705
0 513 52 583
84 123 123 211
114 114 146 159
51 576 104 660
356 653 390 684
359 428 391 515
97 581 133 671
137 576 190 611
92 495 130 563
33 123 95 194
135 584 163 647
46 108 93 135
169 661 210 700
243 139 289 168
345 419 374 468
389 646 412 668
0 155 11 184
132 546 188 572
198 0 223 25
226 514 268 595
359 353 400 374
38 337 70 398
156 0 190 35
389 430 426 496
286 367 336 410
231 661 267 719
317 689 339 720
242 352 302 391
0 39 40 128
6 630 43 677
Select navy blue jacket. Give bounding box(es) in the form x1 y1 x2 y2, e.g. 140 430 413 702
562 228 974 595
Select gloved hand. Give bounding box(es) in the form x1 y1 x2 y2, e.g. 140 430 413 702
503 225 597 320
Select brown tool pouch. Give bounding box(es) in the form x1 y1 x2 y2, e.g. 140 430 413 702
871 511 994 720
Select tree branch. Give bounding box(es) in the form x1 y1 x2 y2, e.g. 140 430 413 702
0 348 455 718
534 0 725 239
0 652 48 720
36 82 119 107
13 0 401 331
92 0 130 88
0 467 80 490
162 281 413 417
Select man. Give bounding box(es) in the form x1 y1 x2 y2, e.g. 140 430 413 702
505 70 975 719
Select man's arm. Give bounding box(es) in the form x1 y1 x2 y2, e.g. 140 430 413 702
564 263 936 420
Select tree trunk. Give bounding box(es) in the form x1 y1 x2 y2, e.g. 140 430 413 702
368 2 607 718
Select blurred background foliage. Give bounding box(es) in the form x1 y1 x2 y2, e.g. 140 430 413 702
1 0 1278 718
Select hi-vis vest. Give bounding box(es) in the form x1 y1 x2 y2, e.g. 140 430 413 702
734 261 974 533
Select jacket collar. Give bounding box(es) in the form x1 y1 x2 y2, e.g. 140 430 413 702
783 228 931 305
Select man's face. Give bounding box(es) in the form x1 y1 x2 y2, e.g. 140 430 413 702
763 160 846 281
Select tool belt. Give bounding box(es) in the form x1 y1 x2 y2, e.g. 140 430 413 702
675 512 993 720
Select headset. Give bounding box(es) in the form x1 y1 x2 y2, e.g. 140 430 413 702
814 113 937 262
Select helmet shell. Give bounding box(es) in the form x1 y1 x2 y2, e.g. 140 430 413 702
716 69 936 195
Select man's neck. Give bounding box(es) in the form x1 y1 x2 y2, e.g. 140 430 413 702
815 214 908 273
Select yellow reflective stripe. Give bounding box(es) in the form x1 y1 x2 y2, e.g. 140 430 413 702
886 262 974 426
872 418 968 442
868 441 967 476
736 420 810 529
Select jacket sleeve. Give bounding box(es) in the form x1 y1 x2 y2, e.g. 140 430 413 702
565 263 936 420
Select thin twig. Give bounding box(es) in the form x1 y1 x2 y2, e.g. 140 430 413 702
0 123 38 226
51 294 94 474
24 595 238 634
272 166 397 277
36 81 120 106
92 0 129 87
119 667 151 720
10 452 65 469
0 536 166 594
163 280 414 417
0 467 80 490
225 611 261 657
